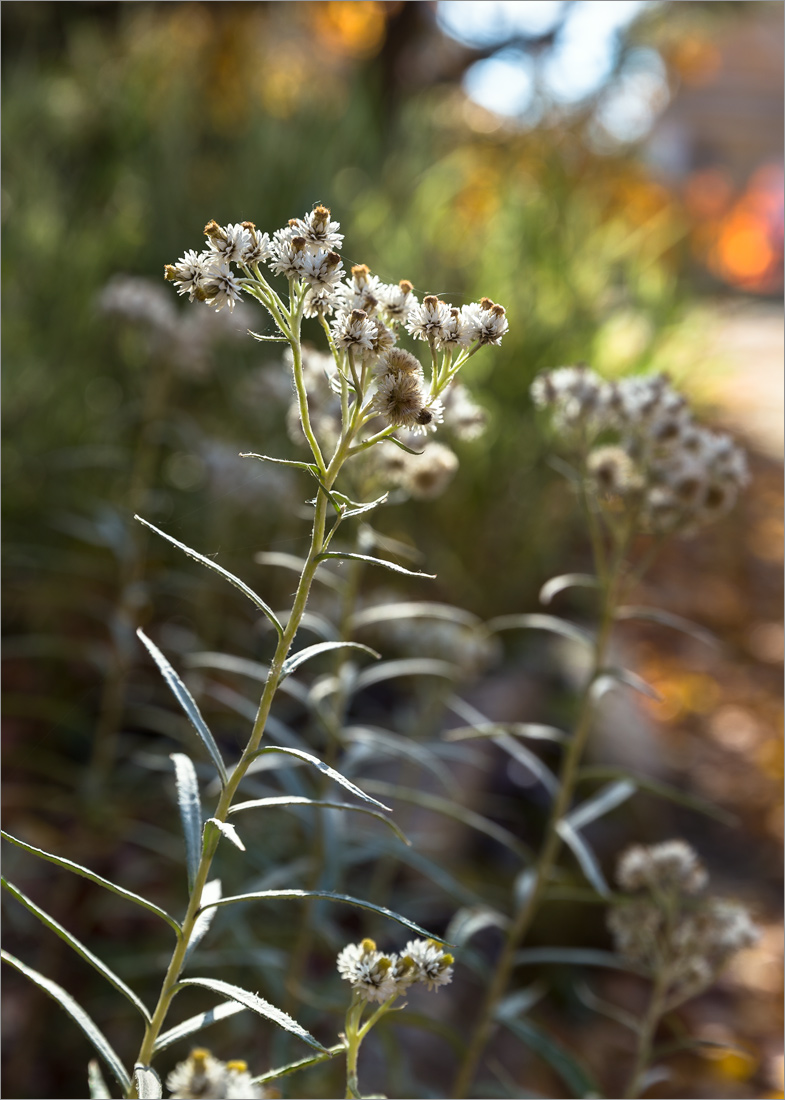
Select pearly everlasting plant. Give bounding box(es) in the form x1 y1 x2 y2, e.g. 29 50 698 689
3 206 506 1100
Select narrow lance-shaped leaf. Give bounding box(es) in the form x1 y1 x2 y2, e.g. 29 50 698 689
240 451 319 475
204 819 245 853
2 878 151 1022
513 946 645 974
176 977 328 1052
555 820 611 897
615 605 720 649
350 601 481 631
229 796 410 846
2 951 131 1093
280 641 380 681
565 779 637 831
252 1045 344 1086
485 613 593 647
539 573 600 605
317 551 436 579
170 754 201 892
355 658 459 692
1 831 181 935
591 666 663 702
444 722 567 744
255 550 347 591
200 890 449 944
135 516 283 638
495 733 559 797
183 879 221 966
134 1065 163 1099
153 1000 247 1054
577 766 736 826
88 1059 111 1099
499 1014 602 1099
249 747 391 812
360 780 532 864
137 629 227 786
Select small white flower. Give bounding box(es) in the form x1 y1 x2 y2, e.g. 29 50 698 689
405 295 451 342
268 229 307 278
337 939 401 1003
401 938 454 991
331 308 377 353
290 205 344 252
377 279 418 324
203 220 251 265
616 840 708 895
197 264 244 313
164 249 215 302
303 285 340 317
299 248 344 291
436 306 471 350
239 222 272 266
338 264 384 315
166 1048 227 1099
224 1060 267 1099
461 298 509 345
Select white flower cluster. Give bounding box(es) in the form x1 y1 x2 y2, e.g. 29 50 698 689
165 206 506 440
607 840 758 1000
166 1049 269 1099
531 367 749 533
337 936 454 1004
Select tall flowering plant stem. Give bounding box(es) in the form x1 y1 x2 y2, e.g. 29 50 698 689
452 367 749 1097
133 210 506 1082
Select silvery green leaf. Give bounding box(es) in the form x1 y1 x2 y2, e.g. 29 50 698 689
496 734 559 797
446 907 511 947
240 452 319 474
577 766 735 826
387 842 484 908
486 613 593 647
514 947 643 974
496 982 548 1021
176 977 327 1052
1 831 181 934
500 1014 602 1099
539 574 600 606
591 667 662 702
360 780 532 863
170 754 201 892
615 605 720 649
255 551 346 592
514 869 537 909
228 796 409 846
88 1059 112 1099
386 435 424 456
133 1064 163 1099
343 726 456 794
355 658 459 691
444 722 567 744
350 601 481 631
555 821 610 897
135 517 283 638
576 980 642 1031
2 878 151 1021
183 879 222 966
317 550 436 578
331 490 389 519
154 1000 247 1054
204 819 245 853
252 1045 344 1085
250 746 391 811
200 891 447 944
137 630 227 786
280 641 380 680
565 780 636 831
2 951 131 1092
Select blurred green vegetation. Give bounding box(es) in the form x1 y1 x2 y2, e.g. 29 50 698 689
2 4 779 1099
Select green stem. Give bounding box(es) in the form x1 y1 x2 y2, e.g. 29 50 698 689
451 516 637 1098
623 969 669 1099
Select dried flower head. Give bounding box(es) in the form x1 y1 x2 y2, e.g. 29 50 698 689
616 840 708 895
166 1048 227 1099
